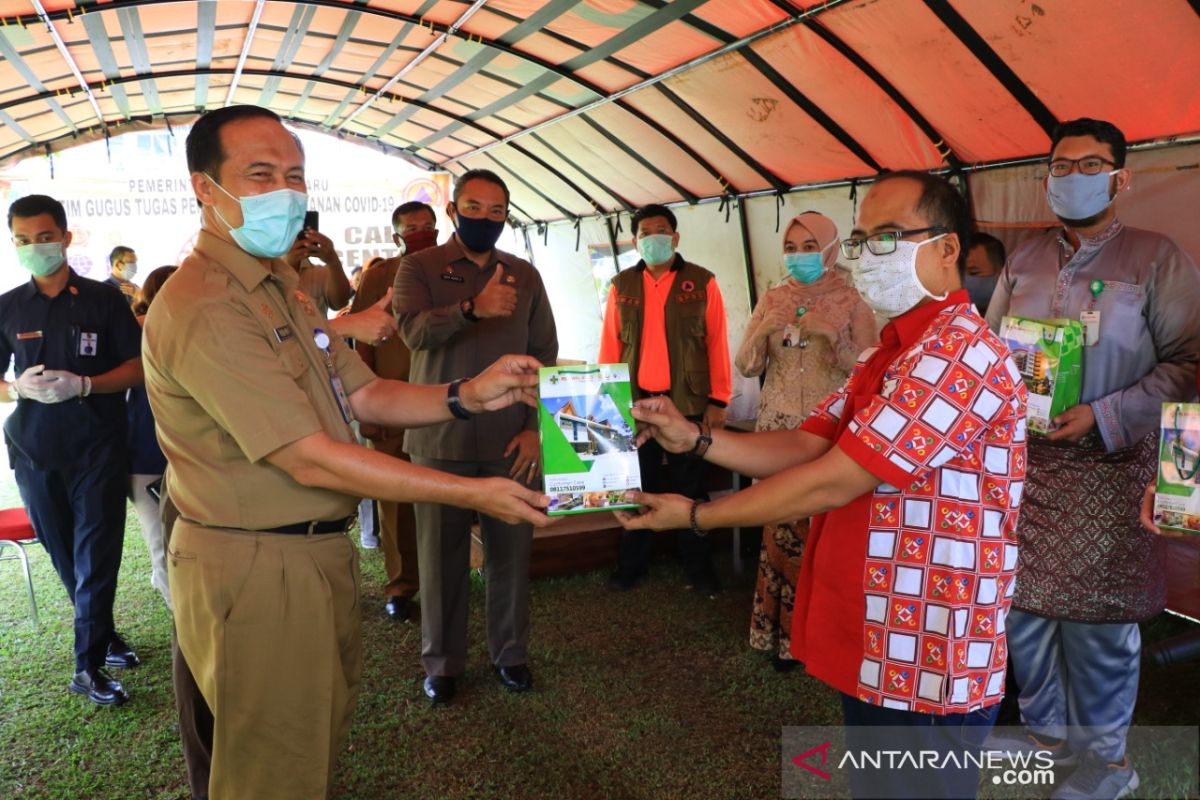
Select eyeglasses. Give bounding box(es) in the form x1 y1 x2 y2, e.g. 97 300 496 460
839 227 946 260
1047 157 1117 177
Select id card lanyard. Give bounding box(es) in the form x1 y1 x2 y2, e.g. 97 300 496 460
1081 279 1103 346
313 328 354 425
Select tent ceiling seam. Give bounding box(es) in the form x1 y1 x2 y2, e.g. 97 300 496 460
651 83 787 192
30 0 101 128
224 0 266 107
115 6 164 116
481 151 577 220
336 0 491 132
644 0 884 173
798 14 963 169
577 113 699 203
921 0 1058 138
526 131 637 212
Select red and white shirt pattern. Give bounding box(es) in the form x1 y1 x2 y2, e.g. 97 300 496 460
799 301 1027 714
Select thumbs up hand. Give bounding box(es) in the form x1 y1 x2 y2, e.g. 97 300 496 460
333 287 398 345
473 263 518 319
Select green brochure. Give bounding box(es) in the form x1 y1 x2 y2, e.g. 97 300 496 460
998 316 1083 435
1154 402 1200 535
538 364 642 516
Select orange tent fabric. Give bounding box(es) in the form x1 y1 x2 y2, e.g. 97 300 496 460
0 0 1197 222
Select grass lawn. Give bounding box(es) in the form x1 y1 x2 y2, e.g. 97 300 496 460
2 470 1198 799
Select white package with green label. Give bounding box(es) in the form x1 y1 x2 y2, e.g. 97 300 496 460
1153 402 1200 535
538 364 642 516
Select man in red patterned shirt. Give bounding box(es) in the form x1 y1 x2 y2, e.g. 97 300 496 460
618 172 1027 799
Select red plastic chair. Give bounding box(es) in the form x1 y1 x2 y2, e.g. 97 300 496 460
0 507 39 628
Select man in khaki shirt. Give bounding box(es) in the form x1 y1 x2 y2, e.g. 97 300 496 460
143 105 550 800
394 169 558 705
350 200 440 621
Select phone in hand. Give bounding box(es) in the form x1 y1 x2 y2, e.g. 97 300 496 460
298 210 320 242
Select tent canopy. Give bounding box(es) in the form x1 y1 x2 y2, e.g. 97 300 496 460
1 0 1198 223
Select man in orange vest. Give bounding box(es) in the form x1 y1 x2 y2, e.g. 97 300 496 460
598 203 731 596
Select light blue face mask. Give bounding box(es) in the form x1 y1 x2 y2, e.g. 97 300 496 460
207 174 308 258
1046 171 1116 222
638 234 675 266
16 242 66 277
783 252 824 284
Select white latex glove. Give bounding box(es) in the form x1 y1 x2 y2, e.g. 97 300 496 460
18 365 84 404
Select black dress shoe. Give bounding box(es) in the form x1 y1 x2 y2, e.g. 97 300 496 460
495 664 533 692
105 632 141 669
69 667 129 706
384 596 415 621
423 675 456 705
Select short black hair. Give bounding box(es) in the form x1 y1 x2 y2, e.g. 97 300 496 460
970 232 1006 269
632 203 677 234
8 194 67 232
186 105 284 177
452 169 509 207
1050 118 1127 168
109 245 135 267
872 170 970 274
392 201 436 230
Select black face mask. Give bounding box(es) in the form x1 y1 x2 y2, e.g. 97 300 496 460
454 213 505 253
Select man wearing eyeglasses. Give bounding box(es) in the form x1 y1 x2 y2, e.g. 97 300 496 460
985 118 1200 799
617 171 1027 799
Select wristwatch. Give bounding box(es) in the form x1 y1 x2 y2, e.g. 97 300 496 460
447 378 472 420
460 297 480 322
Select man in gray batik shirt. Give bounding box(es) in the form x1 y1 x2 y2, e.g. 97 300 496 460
986 117 1200 800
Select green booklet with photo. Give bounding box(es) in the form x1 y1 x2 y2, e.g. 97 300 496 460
538 364 642 516
998 316 1083 434
1154 402 1200 535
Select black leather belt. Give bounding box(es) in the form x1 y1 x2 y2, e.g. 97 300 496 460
258 516 353 535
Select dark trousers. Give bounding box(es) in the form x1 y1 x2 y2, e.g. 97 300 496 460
14 446 126 672
163 495 212 800
412 455 533 677
615 433 715 582
840 693 999 800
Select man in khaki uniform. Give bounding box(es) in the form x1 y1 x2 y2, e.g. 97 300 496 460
350 200 440 621
143 105 550 800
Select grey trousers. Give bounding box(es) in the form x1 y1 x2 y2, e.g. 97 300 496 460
1007 608 1141 762
411 455 533 677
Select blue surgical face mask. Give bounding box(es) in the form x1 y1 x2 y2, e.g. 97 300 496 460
783 252 824 284
1046 171 1117 222
206 174 307 258
638 234 675 266
16 242 66 277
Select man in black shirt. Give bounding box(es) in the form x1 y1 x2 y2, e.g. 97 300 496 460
0 195 144 705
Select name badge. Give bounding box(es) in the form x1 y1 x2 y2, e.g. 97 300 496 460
441 273 465 283
16 330 42 341
79 331 98 357
1080 310 1101 346
274 324 294 343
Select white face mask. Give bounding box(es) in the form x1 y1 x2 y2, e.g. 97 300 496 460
851 235 946 318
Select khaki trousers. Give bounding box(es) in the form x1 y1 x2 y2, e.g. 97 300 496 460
373 435 419 598
168 521 361 800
